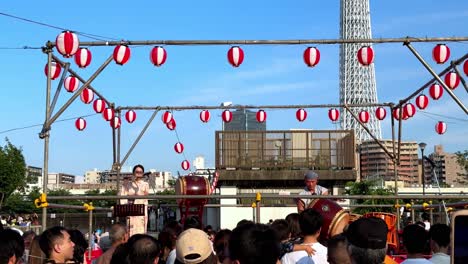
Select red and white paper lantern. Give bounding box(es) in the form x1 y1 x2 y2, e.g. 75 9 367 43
256 110 267 123
415 95 429 110
444 71 460 90
74 48 92 68
227 46 244 67
44 61 61 80
56 31 79 58
113 45 131 65
174 142 184 154
93 99 106 113
64 76 79 93
435 121 447 135
358 111 370 123
429 83 443 100
110 116 121 129
150 46 167 67
75 117 86 131
181 160 190 170
403 103 416 118
328 108 340 122
432 44 450 64
296 109 307 122
162 111 173 124
303 47 320 67
464 60 468 76
375 107 387 120
125 110 137 123
103 108 115 121
357 46 374 66
222 110 232 123
200 110 210 123
166 119 176 130
392 108 403 120
80 88 94 104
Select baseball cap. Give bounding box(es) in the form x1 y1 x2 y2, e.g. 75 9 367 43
304 171 318 180
345 217 388 249
176 228 212 264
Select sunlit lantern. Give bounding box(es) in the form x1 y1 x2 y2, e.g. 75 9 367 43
464 60 468 76
64 76 79 93
227 46 244 67
150 46 167 67
110 116 121 129
166 119 176 130
174 142 184 154
125 110 137 123
181 160 190 170
358 111 370 123
93 99 106 113
415 95 429 110
432 44 450 64
80 88 94 104
429 83 443 100
403 103 416 118
74 48 92 68
103 108 115 121
200 110 210 123
222 110 232 123
75 117 86 131
357 46 374 66
113 45 131 65
44 61 61 80
375 107 386 120
296 109 307 122
444 71 460 90
256 110 267 123
328 108 340 122
56 31 79 58
435 121 447 135
303 47 320 67
162 111 173 124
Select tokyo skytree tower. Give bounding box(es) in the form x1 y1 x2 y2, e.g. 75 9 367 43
339 0 382 141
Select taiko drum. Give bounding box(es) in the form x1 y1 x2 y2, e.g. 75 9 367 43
308 199 350 240
175 175 210 206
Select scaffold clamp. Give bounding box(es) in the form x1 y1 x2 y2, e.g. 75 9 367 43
34 193 48 208
84 202 95 212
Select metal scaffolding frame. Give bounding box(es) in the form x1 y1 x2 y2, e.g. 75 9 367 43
40 36 468 230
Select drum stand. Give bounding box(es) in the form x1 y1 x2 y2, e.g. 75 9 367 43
178 200 206 226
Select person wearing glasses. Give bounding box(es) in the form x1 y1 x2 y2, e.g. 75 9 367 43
119 164 150 236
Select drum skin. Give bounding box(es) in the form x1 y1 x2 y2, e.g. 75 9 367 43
308 199 350 240
175 176 210 206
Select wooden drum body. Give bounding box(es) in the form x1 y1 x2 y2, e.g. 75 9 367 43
175 175 210 205
308 199 350 240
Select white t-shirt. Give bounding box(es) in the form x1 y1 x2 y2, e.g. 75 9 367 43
429 253 450 264
401 258 432 264
166 249 176 264
281 242 328 264
298 186 328 207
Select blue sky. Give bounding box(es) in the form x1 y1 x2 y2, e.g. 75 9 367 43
0 1 467 179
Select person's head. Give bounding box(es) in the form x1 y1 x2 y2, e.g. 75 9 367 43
213 229 232 264
403 224 428 255
228 223 280 264
235 219 253 228
285 213 301 239
304 171 319 191
29 235 46 264
109 223 129 245
327 234 351 264
176 228 217 264
183 216 202 230
0 229 24 264
22 230 36 251
429 223 450 252
270 219 290 242
66 229 87 264
133 164 145 178
39 226 75 262
345 217 388 264
110 243 130 264
299 208 323 237
128 235 161 264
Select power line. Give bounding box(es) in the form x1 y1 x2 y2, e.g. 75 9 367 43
0 46 41 50
0 12 120 41
420 110 468 123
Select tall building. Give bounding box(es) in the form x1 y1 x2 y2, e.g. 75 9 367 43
424 145 466 186
84 169 101 184
47 173 76 189
360 140 418 185
193 156 205 170
224 109 266 131
26 165 43 189
340 0 382 141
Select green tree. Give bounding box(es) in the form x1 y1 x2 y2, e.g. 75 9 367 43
47 189 82 213
345 179 396 215
455 150 468 184
84 189 117 208
2 187 42 214
0 139 27 200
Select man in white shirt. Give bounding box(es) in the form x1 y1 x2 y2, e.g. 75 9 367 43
429 224 450 264
296 171 329 213
282 208 328 264
401 224 432 264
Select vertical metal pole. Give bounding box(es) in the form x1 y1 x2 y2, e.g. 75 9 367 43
390 110 400 230
422 148 426 196
42 50 52 232
116 110 121 191
429 201 434 225
88 208 93 260
256 201 261 224
411 200 415 223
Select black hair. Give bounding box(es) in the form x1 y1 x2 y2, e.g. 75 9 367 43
183 216 202 230
429 224 450 248
214 229 232 263
128 235 161 264
285 213 301 239
0 229 24 264
299 208 323 236
39 226 66 258
270 219 290 241
68 229 88 263
236 219 254 228
403 224 428 254
132 164 145 174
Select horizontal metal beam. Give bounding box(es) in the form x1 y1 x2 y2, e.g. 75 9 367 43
46 203 111 211
48 36 468 47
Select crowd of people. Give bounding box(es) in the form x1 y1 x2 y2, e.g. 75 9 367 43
1 214 40 228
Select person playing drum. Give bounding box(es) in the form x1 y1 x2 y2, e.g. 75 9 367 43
296 171 329 213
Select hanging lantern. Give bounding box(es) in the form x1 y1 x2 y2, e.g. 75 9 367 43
464 60 468 76
74 48 92 68
125 110 137 123
444 71 460 90
227 46 244 67
181 160 190 170
174 142 184 154
303 47 320 67
75 117 86 131
415 95 429 110
374 107 386 120
358 111 370 123
296 109 307 122
56 31 79 58
93 99 106 113
357 46 374 66
64 76 79 93
222 110 232 123
256 110 267 123
429 83 443 100
392 108 404 120
435 121 447 135
113 45 131 65
103 108 115 121
44 61 62 80
150 46 167 67
200 110 211 123
166 119 176 130
403 103 416 118
80 88 94 104
432 44 450 64
328 108 340 122
162 111 173 124
110 116 121 129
